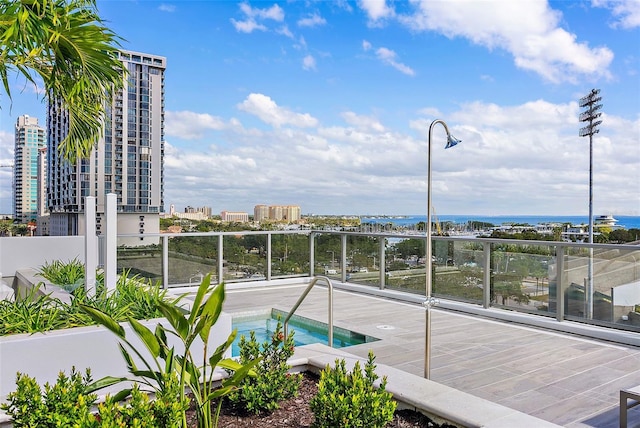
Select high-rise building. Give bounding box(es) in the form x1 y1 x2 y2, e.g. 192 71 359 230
14 115 46 224
254 204 269 222
47 50 166 243
254 204 301 223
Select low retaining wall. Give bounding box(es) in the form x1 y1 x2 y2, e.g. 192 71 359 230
0 313 232 416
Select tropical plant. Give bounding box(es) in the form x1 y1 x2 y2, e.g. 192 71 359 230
0 0 125 162
310 351 396 428
80 274 259 428
228 319 301 413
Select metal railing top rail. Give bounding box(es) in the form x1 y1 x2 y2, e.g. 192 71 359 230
284 275 334 348
114 229 640 252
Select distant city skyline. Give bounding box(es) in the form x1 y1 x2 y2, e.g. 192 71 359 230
1 1 638 216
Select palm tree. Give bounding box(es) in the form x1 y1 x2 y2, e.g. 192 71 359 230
0 0 124 162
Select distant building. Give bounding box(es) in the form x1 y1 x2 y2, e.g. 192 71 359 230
254 204 301 223
221 211 249 222
173 211 208 221
185 206 211 217
14 115 46 224
254 205 269 222
47 50 166 244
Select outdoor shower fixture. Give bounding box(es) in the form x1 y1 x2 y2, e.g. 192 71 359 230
424 119 461 379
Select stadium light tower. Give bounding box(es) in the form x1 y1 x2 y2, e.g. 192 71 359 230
424 119 460 379
579 88 603 320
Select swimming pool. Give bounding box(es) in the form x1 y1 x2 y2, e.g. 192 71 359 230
231 309 379 356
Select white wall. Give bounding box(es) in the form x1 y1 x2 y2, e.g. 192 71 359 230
0 236 85 276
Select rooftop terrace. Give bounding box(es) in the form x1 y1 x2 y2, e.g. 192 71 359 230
209 281 640 428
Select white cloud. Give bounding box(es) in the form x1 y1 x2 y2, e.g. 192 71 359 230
158 4 175 12
158 95 639 216
362 40 372 51
165 111 227 139
593 0 640 29
375 47 416 76
298 13 327 28
230 18 267 33
237 93 319 128
398 0 613 83
277 25 294 38
231 2 284 33
302 55 317 71
358 0 395 24
239 3 284 21
341 111 386 132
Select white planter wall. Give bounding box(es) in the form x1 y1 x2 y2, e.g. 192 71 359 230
0 313 232 401
0 236 85 278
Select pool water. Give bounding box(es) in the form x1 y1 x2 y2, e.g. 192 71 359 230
231 309 378 356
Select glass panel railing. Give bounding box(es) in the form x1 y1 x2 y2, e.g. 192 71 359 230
315 233 342 280
385 237 425 295
116 240 163 284
345 235 380 287
489 242 554 315
432 239 483 304
270 233 310 278
564 246 640 326
222 234 266 282
167 235 218 285
609 247 640 328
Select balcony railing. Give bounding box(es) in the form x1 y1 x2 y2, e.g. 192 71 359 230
110 230 640 333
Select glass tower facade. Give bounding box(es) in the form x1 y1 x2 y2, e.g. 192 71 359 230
47 50 166 238
14 115 46 223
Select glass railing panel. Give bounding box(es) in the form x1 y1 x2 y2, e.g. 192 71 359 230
315 233 342 280
270 233 311 278
609 247 640 329
385 236 426 295
490 242 554 315
345 234 381 287
431 239 483 304
564 246 640 327
222 234 266 282
116 238 163 284
167 235 218 286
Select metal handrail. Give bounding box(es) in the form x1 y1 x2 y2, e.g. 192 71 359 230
284 275 334 347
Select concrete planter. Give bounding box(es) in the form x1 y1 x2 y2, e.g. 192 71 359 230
0 313 233 403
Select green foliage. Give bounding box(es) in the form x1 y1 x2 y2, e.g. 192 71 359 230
96 375 186 428
228 320 301 413
1 368 185 428
310 351 396 428
0 270 168 336
38 257 86 290
80 274 260 428
0 368 97 427
0 0 125 161
0 283 67 335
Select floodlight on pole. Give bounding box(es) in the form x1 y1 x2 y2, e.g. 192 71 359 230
424 119 460 379
579 88 603 320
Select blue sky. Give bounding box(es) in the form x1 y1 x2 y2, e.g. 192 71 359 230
1 0 639 216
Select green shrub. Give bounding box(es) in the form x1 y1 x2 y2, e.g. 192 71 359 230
0 368 97 427
228 319 301 413
310 351 396 428
96 375 186 428
0 368 186 428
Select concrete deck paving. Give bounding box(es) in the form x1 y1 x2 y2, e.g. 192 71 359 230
217 282 640 428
